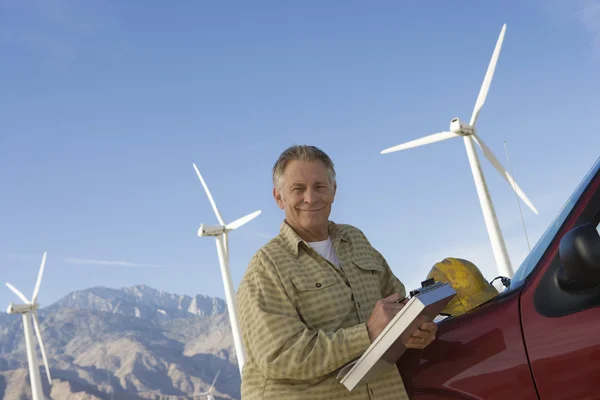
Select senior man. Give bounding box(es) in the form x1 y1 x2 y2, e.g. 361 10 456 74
236 145 437 399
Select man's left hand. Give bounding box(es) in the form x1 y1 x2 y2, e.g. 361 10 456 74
404 320 438 350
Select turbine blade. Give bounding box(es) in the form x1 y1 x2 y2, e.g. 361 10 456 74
226 210 262 230
192 163 226 226
6 283 30 304
32 251 47 303
380 131 459 154
32 312 52 385
470 24 506 126
209 369 220 393
472 134 538 215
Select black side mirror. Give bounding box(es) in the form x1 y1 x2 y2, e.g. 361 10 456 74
557 222 600 291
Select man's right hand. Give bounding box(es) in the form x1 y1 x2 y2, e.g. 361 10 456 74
366 293 407 342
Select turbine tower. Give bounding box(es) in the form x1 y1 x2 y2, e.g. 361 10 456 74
381 24 537 279
193 163 261 374
5 251 52 400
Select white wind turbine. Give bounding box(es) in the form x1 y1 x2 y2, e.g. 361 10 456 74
380 24 537 279
5 251 52 400
193 369 220 400
192 163 261 374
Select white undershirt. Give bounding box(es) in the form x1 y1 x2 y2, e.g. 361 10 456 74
307 237 341 269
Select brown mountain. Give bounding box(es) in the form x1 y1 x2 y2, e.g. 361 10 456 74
0 285 240 399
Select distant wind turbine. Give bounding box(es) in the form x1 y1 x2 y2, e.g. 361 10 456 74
5 252 53 400
380 24 537 279
192 369 220 399
192 163 261 374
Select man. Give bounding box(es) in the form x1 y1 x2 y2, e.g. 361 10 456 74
236 145 437 399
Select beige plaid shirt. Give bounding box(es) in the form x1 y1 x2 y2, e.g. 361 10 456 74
236 220 410 399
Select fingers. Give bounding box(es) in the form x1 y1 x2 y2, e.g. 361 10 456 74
405 337 431 349
377 302 406 319
410 329 430 339
381 293 405 303
405 332 434 349
374 294 406 316
367 294 408 342
419 321 438 333
404 324 437 350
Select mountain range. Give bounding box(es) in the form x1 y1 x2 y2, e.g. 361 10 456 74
0 285 240 399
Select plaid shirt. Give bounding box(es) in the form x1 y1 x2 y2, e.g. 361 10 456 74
236 220 410 399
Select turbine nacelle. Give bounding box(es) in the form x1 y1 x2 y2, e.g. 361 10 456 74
197 224 227 237
6 302 35 314
450 118 474 136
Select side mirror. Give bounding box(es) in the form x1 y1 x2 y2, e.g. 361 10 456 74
557 222 600 291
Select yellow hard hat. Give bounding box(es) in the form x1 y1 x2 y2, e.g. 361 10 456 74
426 257 499 316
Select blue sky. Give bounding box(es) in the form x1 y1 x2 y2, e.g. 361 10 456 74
1 0 599 310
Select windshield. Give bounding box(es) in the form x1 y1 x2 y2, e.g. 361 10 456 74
509 157 600 288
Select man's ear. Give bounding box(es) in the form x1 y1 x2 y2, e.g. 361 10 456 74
273 187 284 209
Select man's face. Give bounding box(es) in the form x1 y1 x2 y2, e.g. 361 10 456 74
273 160 336 235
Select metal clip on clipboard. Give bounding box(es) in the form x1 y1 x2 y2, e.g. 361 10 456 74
409 278 443 298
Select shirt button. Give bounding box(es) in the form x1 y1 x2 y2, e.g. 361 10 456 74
316 283 322 288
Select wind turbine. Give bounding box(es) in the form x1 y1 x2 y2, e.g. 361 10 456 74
192 163 261 374
380 24 537 279
192 369 220 400
5 251 52 400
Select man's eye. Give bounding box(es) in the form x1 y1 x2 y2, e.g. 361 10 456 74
292 188 303 193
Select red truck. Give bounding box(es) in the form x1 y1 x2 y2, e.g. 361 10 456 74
397 156 600 399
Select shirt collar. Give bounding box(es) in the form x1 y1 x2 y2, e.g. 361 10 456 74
279 220 349 258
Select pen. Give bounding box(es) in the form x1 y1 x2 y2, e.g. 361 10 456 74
395 297 408 304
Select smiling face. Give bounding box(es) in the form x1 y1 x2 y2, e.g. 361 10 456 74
273 159 336 241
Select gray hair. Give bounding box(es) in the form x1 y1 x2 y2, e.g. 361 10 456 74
272 145 336 191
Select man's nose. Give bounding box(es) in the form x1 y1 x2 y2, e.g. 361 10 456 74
304 188 318 204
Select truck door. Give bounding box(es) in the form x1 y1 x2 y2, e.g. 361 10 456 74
519 165 600 399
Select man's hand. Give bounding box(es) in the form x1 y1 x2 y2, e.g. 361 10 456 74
366 293 407 342
404 319 438 350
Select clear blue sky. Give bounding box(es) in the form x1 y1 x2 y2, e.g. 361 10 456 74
1 0 599 309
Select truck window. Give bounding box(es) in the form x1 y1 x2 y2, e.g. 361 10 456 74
509 158 600 290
